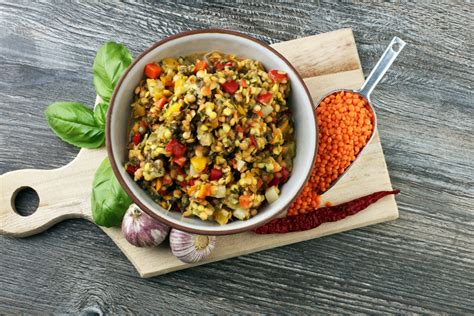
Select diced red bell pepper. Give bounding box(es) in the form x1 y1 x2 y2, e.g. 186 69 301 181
268 69 288 83
155 97 168 110
250 135 257 147
240 78 248 88
176 166 187 176
257 92 273 104
236 125 244 133
162 175 173 186
144 63 162 79
267 176 280 187
165 139 187 157
214 62 225 70
193 60 208 73
221 80 239 94
209 168 223 181
126 165 138 175
172 156 187 167
225 61 234 68
132 133 141 145
188 179 195 187
257 178 264 189
280 167 290 183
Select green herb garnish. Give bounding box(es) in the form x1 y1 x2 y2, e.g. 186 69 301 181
93 42 133 102
91 158 132 227
45 102 105 148
44 41 134 227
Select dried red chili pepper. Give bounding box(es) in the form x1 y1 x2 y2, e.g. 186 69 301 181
126 165 138 175
254 190 400 234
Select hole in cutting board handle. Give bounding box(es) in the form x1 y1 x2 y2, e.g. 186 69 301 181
12 187 39 217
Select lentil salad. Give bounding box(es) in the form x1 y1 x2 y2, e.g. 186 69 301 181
124 52 295 225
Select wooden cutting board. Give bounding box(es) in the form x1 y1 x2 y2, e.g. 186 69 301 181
0 28 398 278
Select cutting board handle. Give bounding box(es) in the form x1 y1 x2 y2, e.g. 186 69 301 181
0 150 101 237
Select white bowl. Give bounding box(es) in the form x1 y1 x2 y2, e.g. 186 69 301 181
107 29 317 235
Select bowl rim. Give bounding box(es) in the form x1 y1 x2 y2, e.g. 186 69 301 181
106 28 318 235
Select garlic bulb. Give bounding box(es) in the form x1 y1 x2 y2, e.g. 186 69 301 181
121 204 170 247
169 229 216 263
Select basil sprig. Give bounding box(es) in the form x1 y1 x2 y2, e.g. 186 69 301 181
92 158 132 227
93 42 133 102
45 102 105 148
93 102 109 130
44 42 132 148
44 41 134 227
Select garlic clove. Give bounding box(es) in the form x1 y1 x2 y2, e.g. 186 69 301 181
121 204 170 247
169 229 216 263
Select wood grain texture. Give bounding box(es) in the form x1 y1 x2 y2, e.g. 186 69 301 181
0 34 399 278
0 1 472 314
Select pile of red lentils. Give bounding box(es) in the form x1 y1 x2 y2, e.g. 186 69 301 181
287 90 374 216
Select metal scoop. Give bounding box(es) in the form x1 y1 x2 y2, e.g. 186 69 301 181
317 36 406 191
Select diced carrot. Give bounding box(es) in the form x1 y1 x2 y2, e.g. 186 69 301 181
193 60 208 73
144 63 162 79
239 195 252 209
155 97 168 110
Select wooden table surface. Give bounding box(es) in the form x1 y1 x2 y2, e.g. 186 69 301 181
1 2 472 314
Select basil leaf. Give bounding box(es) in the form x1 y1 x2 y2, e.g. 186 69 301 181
45 102 105 148
92 158 132 227
93 42 133 102
93 102 108 129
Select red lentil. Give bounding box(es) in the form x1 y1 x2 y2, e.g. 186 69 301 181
287 90 374 216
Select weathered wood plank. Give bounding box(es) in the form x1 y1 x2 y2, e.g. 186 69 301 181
0 1 472 314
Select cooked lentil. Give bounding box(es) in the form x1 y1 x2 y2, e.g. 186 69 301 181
125 52 295 224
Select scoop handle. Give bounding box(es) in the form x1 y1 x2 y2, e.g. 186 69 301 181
358 37 406 99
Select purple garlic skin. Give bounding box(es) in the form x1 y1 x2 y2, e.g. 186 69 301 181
169 229 216 263
122 204 170 247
